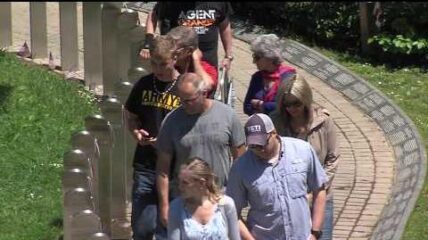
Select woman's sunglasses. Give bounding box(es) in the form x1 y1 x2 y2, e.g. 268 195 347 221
283 100 303 108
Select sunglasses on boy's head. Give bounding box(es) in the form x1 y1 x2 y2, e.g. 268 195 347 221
283 100 303 108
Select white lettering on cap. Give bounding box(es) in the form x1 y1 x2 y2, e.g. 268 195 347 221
247 125 261 133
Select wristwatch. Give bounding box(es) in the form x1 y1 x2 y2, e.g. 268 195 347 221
142 33 154 49
311 230 323 239
224 55 234 61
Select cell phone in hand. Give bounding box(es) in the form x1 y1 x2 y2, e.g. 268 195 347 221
146 135 156 141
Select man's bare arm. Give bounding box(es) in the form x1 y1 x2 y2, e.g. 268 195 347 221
156 151 173 227
219 19 233 70
124 109 140 133
145 8 157 35
140 6 158 59
238 218 255 240
192 49 215 91
231 144 246 160
311 186 327 231
124 109 154 145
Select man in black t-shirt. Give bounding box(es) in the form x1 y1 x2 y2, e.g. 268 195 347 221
125 35 181 240
140 2 234 71
126 32 212 240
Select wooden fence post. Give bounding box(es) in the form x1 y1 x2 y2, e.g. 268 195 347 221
83 2 103 95
30 2 48 59
0 2 12 49
59 2 79 71
101 4 121 97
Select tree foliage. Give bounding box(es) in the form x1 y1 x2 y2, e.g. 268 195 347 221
231 2 428 65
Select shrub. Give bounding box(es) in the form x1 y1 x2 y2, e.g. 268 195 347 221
367 3 428 65
231 2 360 51
369 35 428 55
231 2 428 66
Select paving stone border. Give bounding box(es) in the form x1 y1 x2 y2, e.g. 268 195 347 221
125 3 426 239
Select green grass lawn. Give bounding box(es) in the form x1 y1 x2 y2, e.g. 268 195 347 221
314 47 428 239
0 51 98 240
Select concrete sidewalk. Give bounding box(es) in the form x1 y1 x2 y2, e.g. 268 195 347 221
8 3 397 239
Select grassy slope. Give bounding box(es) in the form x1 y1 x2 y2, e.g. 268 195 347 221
314 47 428 239
0 51 98 240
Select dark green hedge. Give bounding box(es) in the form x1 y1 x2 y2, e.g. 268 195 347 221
231 2 359 51
231 2 428 66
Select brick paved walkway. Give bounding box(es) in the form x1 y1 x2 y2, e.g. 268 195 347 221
8 3 397 239
220 39 395 240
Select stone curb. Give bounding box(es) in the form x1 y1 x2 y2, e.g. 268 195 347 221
107 3 427 239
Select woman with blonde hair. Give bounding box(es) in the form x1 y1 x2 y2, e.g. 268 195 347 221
167 157 240 240
270 74 339 240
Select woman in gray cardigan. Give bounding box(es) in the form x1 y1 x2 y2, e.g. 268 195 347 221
167 158 241 240
270 74 339 240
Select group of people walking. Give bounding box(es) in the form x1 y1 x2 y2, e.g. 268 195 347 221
126 2 339 240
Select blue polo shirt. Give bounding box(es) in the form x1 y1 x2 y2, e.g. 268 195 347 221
226 137 328 240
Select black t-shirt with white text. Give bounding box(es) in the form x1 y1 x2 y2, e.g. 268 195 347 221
125 73 180 171
156 2 233 67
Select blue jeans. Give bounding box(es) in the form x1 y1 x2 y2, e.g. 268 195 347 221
320 195 334 240
131 170 167 240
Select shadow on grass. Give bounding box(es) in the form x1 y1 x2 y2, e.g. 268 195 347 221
49 217 63 240
49 217 63 228
0 84 13 112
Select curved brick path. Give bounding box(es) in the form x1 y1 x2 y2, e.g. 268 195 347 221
220 39 395 239
8 3 400 239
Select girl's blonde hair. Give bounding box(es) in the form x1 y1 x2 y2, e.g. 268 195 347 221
180 157 221 202
271 74 314 134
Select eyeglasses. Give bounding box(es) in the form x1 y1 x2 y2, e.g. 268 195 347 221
150 58 174 68
252 53 263 61
248 133 273 151
283 100 303 108
181 91 203 103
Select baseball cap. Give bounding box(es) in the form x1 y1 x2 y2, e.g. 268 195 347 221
244 113 275 146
